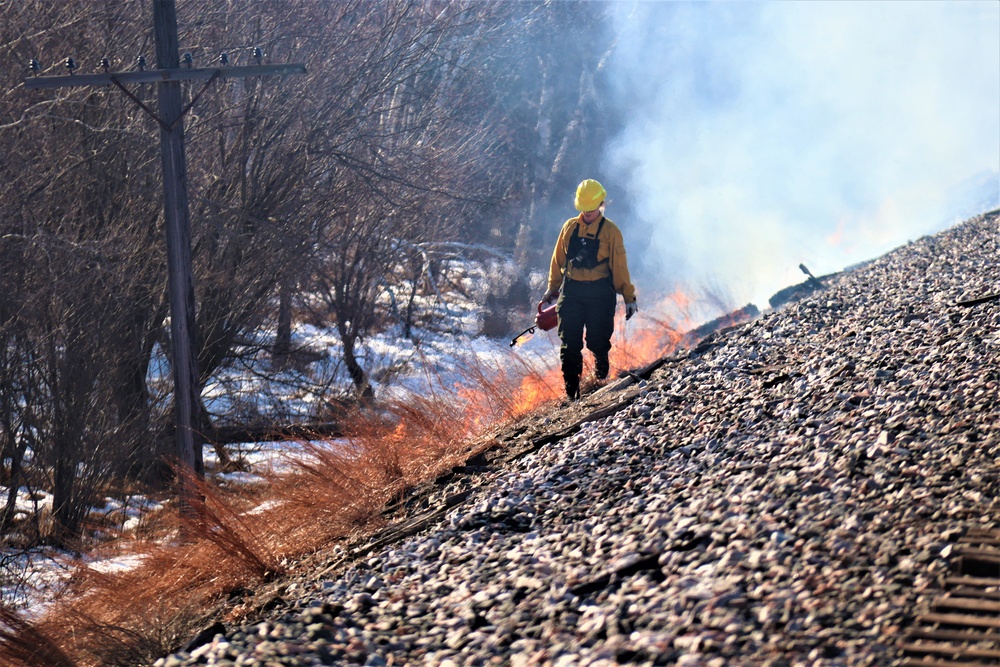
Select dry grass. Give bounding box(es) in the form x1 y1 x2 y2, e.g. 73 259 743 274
0 606 75 667
0 322 682 666
0 353 558 667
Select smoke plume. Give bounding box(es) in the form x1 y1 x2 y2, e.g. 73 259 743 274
604 1 1000 311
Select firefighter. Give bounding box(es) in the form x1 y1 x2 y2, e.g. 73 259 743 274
540 179 637 400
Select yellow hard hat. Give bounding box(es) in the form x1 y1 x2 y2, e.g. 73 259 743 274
574 179 607 212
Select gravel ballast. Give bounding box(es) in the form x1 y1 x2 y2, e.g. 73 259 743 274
157 211 999 667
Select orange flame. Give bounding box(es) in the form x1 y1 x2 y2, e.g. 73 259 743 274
390 420 407 440
505 286 701 415
510 368 563 416
406 286 717 431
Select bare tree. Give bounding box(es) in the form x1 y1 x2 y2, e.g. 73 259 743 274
468 2 621 268
229 0 511 397
1 1 169 541
0 0 624 544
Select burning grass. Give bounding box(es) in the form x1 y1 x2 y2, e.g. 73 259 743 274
508 304 692 409
0 291 718 666
0 351 572 666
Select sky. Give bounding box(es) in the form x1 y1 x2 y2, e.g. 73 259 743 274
604 0 1000 313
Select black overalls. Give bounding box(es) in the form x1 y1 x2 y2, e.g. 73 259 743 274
557 218 615 398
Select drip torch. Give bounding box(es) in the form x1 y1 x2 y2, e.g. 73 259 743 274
510 301 558 347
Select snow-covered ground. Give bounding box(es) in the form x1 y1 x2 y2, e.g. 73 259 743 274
0 256 710 620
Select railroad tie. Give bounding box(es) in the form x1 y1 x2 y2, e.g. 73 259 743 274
897 527 1000 667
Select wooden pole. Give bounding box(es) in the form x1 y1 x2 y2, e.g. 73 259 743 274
153 0 201 495
21 0 305 516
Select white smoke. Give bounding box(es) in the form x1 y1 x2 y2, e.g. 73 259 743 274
605 0 1000 311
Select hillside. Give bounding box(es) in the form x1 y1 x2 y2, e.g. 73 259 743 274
157 210 999 666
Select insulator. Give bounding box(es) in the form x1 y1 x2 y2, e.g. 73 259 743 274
101 57 110 72
182 52 193 68
28 59 41 74
136 55 147 71
220 52 229 66
65 57 78 73
253 47 263 65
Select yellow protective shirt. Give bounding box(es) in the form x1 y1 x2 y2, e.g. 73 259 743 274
546 215 636 304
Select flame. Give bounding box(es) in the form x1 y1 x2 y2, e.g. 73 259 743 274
455 382 500 434
510 369 563 416
390 420 407 440
665 288 692 318
612 287 699 369
503 286 702 416
826 215 849 248
423 286 716 429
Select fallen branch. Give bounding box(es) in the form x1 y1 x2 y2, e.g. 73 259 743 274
956 292 1000 308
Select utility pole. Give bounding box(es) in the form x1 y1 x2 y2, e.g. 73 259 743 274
24 1 305 513
154 0 199 488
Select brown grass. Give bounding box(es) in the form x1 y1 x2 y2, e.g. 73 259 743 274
0 352 556 667
0 606 75 667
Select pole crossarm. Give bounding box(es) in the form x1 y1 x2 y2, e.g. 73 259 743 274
22 0 307 515
23 63 306 90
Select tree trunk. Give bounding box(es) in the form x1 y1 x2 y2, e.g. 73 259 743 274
51 442 80 545
402 254 423 340
341 332 374 401
274 278 293 363
0 435 25 535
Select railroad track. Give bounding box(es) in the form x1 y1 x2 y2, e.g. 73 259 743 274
897 527 1000 667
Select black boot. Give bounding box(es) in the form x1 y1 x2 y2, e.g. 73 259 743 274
595 355 609 381
564 376 580 401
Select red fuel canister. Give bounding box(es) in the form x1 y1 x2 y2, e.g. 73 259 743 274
535 301 558 331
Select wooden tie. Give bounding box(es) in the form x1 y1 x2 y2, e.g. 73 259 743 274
898 527 1000 667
